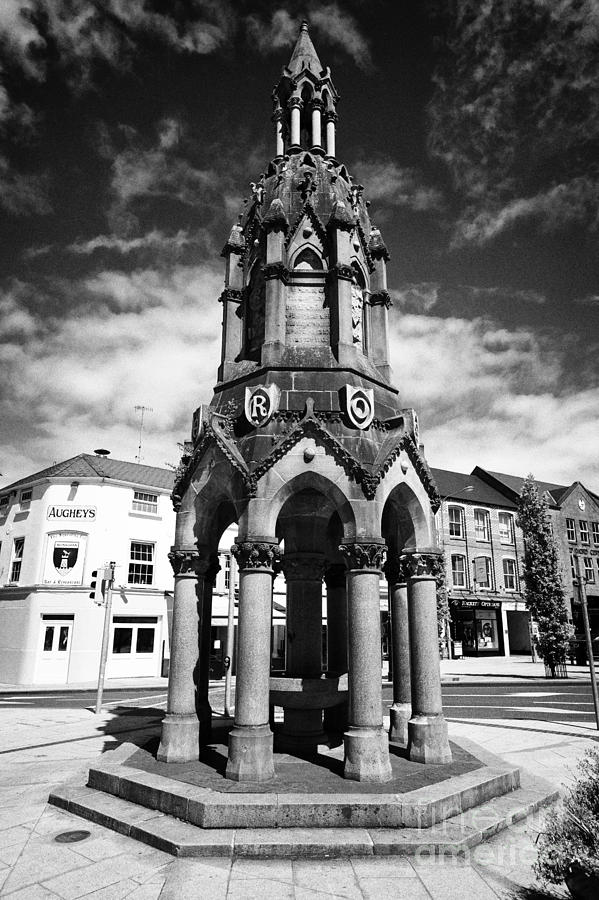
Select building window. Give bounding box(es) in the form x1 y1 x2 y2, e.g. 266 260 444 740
10 537 25 582
19 489 32 510
474 509 491 542
566 518 576 542
448 506 465 538
473 556 493 589
592 522 599 547
580 520 589 544
570 552 577 580
132 491 158 514
0 496 9 515
451 554 467 588
224 554 231 589
503 558 517 591
584 557 595 583
498 512 514 544
128 541 154 585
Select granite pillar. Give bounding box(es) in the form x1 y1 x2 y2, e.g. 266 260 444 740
324 563 348 735
403 551 452 764
158 548 216 762
340 542 392 782
226 540 279 782
385 555 411 748
280 553 326 751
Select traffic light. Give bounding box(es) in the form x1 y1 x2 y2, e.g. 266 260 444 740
90 569 105 603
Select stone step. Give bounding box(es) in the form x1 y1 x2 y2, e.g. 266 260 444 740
49 772 559 859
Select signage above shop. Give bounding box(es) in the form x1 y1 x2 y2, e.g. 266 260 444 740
46 506 97 521
43 531 88 585
454 599 501 609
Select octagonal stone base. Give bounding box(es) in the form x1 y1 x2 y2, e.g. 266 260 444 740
225 724 275 783
343 726 393 783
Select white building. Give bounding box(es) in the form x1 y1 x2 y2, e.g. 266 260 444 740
0 452 175 684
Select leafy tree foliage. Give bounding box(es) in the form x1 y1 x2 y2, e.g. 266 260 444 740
517 474 570 675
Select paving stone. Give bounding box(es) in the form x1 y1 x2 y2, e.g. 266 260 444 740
229 859 294 883
131 817 234 857
358 876 433 900
159 858 231 900
415 862 501 899
40 848 169 900
2 842 90 895
293 858 363 898
0 885 59 899
351 857 418 878
228 877 295 899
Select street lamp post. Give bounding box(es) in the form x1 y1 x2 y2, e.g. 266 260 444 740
573 553 599 731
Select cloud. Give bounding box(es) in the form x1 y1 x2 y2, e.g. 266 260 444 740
66 229 208 257
453 177 599 246
391 282 546 315
428 0 599 242
389 310 599 486
0 263 225 481
392 283 440 314
0 154 51 215
245 9 298 53
309 3 372 70
354 160 443 211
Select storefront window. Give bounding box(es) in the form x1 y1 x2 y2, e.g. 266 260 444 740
476 610 499 650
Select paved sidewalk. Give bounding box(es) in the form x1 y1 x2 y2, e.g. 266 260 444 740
1 657 597 898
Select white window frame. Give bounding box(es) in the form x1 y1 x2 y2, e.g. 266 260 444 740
451 554 467 588
570 552 577 580
584 557 595 584
19 489 32 511
498 512 514 544
132 491 158 515
566 518 576 542
127 541 155 585
502 557 517 591
592 522 599 547
474 509 491 542
473 555 493 590
448 505 465 539
580 520 589 545
10 537 25 582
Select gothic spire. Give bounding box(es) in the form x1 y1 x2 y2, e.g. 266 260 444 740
286 20 322 77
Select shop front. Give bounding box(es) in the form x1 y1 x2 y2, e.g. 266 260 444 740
451 598 504 657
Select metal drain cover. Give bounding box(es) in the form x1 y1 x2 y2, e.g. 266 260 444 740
54 830 91 843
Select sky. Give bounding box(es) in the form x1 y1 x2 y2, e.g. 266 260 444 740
1 0 598 490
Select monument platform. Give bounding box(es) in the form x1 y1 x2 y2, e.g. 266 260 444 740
48 722 558 858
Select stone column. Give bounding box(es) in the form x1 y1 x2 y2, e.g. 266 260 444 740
325 112 337 158
158 548 215 762
403 551 452 764
273 108 284 157
280 553 326 750
384 555 411 748
311 99 323 150
340 542 392 782
324 563 348 735
226 540 279 782
289 97 302 150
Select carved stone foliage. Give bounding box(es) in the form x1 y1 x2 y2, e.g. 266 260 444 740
339 542 387 571
169 549 221 584
282 553 327 582
383 553 411 585
399 551 444 579
369 290 392 309
232 541 281 571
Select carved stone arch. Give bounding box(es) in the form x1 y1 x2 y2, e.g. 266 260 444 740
258 470 356 542
292 244 326 271
286 213 326 263
379 481 434 553
244 257 265 361
192 470 244 555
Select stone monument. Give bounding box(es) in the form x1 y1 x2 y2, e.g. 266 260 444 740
158 22 451 783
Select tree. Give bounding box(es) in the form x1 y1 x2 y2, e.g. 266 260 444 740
517 474 570 676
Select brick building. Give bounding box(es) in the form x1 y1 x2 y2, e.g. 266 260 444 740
432 468 528 657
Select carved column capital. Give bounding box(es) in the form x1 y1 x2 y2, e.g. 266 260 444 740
169 548 220 584
383 553 410 585
369 289 392 309
399 550 443 579
288 96 303 109
281 553 326 582
324 563 347 590
232 540 280 572
339 541 387 571
324 111 338 123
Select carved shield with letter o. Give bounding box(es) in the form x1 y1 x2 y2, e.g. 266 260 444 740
341 385 375 430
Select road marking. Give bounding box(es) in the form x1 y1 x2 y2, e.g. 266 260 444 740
101 693 168 708
442 703 594 715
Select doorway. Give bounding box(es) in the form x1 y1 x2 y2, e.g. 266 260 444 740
35 614 74 683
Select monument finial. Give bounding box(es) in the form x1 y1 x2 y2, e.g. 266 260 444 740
287 18 322 76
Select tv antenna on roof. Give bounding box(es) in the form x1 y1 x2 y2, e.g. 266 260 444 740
134 405 153 464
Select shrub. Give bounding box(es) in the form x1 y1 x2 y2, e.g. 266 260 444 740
535 746 599 885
